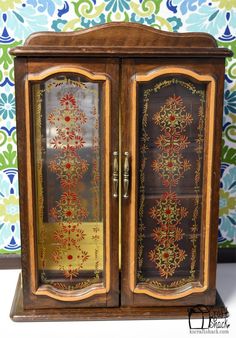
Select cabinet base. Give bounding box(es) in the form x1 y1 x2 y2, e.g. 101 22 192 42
10 274 227 321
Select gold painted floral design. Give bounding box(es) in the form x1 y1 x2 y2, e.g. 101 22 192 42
35 77 103 291
44 92 90 281
137 77 206 289
151 95 193 187
148 94 192 278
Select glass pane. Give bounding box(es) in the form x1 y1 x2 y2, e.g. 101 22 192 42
33 74 104 291
137 76 206 290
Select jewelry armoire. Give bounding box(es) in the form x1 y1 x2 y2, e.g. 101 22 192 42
10 23 232 321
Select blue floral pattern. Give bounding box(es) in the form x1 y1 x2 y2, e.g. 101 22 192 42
224 90 236 115
219 165 236 243
0 93 15 119
0 170 20 252
104 0 131 12
169 0 207 15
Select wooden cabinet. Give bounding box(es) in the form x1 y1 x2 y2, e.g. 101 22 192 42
10 23 232 321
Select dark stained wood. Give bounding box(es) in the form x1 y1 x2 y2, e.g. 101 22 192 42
121 59 133 307
104 58 120 307
0 255 21 269
17 22 218 47
10 23 232 58
11 274 227 321
9 47 232 58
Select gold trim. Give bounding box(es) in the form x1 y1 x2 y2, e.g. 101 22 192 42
35 284 106 302
25 66 111 301
26 66 110 82
130 67 215 300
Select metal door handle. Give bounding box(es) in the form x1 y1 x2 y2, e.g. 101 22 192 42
112 151 119 198
123 152 129 199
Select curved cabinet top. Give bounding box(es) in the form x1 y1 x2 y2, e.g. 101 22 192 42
10 22 232 58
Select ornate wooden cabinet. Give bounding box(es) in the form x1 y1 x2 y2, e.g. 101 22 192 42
10 23 232 321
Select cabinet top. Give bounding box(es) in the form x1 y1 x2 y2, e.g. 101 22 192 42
10 22 232 58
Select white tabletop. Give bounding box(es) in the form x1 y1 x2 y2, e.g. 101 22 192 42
0 263 235 338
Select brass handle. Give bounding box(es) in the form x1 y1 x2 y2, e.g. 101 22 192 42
112 151 119 198
123 152 129 199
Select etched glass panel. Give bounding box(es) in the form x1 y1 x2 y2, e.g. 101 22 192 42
137 76 206 290
33 74 104 290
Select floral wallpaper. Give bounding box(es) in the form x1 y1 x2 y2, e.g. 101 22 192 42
0 0 235 256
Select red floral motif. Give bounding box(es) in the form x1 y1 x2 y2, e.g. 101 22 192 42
149 94 193 278
63 267 79 280
151 153 191 187
154 133 189 152
50 135 85 151
49 152 88 183
149 192 188 228
78 111 87 125
51 250 62 264
60 93 76 107
153 95 193 132
48 92 89 280
149 243 187 278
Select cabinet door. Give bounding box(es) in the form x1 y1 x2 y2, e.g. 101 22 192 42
17 59 119 308
121 59 223 306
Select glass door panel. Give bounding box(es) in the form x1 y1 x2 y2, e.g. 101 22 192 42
137 75 205 289
32 73 105 296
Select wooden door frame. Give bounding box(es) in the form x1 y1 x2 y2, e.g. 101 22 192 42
121 58 225 307
15 57 120 309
